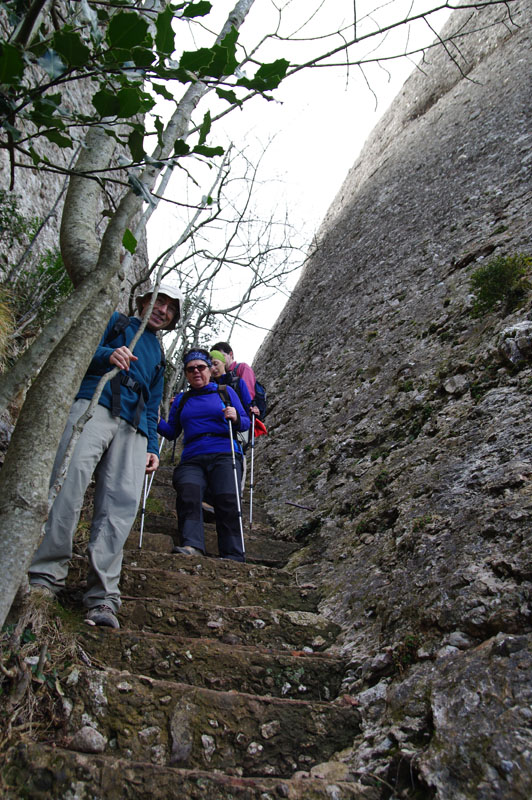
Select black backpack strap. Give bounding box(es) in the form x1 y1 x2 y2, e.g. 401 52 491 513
105 313 130 347
217 384 230 405
217 384 242 431
110 375 121 417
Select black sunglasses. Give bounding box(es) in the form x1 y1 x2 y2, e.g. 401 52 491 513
186 364 208 374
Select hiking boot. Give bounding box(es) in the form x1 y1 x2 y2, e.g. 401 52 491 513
85 605 120 629
172 545 203 556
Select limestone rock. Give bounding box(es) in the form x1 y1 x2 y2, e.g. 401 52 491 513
68 725 106 754
253 2 532 796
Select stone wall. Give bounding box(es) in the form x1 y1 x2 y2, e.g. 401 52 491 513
254 1 532 795
0 5 149 306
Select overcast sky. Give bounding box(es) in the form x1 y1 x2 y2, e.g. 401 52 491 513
147 0 451 363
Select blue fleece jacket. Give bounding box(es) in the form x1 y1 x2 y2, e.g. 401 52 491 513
76 313 164 454
158 382 250 461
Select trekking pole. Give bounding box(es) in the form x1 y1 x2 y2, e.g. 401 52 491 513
249 413 256 531
227 418 245 556
139 437 166 549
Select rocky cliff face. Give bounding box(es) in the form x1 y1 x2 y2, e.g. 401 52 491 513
254 2 532 796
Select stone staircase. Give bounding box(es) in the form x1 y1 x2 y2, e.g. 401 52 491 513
5 466 374 799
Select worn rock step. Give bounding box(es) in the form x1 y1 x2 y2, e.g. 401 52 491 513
119 565 319 612
119 597 341 651
142 480 176 508
80 629 345 700
61 667 361 777
126 529 174 553
4 743 374 799
122 549 295 586
137 513 299 566
68 560 317 611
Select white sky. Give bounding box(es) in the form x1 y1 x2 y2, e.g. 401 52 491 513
147 0 451 363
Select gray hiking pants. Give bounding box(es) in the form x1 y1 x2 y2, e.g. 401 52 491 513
29 399 147 612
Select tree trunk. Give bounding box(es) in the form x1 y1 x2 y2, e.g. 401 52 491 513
60 125 117 286
0 0 258 630
0 177 141 630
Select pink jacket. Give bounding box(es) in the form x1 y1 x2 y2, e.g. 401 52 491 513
227 360 256 401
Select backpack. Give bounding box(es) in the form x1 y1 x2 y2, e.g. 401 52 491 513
232 363 267 419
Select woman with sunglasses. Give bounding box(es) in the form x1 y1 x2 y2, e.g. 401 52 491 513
157 348 250 561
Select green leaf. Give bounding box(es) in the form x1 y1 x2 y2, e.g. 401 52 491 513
28 95 65 128
198 110 211 146
193 144 224 157
117 86 143 117
42 129 73 148
182 1 212 18
0 43 24 85
2 120 22 141
156 61 191 83
128 129 144 161
179 46 215 74
151 82 175 101
37 49 66 79
107 11 150 49
206 45 228 79
92 88 120 117
122 228 137 254
218 26 238 76
132 46 156 68
174 139 190 156
237 58 289 92
155 4 175 55
103 47 131 65
215 88 242 106
52 31 91 67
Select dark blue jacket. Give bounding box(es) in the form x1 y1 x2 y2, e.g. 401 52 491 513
158 382 250 461
76 313 164 454
217 374 252 416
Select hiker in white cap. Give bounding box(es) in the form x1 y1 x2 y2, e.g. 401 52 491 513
29 283 183 629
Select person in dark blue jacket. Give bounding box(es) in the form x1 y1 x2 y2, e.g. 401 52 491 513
158 348 250 562
29 283 183 628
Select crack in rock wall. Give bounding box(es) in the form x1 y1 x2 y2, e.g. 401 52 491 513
253 2 532 796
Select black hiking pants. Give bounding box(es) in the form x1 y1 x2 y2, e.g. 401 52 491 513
173 453 244 561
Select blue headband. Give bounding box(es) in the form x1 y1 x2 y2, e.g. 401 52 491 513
184 350 212 367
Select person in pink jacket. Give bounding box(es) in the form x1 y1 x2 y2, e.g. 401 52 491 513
211 341 260 417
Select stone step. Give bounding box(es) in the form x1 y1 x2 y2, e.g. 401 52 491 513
119 597 341 651
126 530 174 553
126 514 300 567
60 667 361 777
119 565 319 612
68 560 317 611
5 743 373 799
79 629 346 700
122 549 295 586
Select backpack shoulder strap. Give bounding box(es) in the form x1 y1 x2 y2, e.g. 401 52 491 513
217 384 231 406
104 312 130 346
149 338 166 388
176 389 192 420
